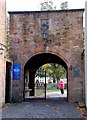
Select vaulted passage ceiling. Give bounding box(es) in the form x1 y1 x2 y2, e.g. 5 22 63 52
24 53 67 71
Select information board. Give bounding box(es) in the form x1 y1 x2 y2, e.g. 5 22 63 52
13 63 21 80
73 67 80 77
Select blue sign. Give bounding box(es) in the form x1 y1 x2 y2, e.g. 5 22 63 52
13 63 21 80
73 67 80 77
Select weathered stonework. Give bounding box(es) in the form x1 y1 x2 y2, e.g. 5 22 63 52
0 0 6 107
85 1 87 107
9 9 84 102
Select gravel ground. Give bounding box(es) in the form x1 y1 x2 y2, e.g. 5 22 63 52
2 97 84 119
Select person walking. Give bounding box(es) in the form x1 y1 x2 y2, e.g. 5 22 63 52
58 79 64 94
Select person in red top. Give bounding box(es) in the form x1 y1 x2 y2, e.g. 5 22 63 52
58 79 64 94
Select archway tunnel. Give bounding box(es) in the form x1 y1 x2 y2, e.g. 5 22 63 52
24 53 68 100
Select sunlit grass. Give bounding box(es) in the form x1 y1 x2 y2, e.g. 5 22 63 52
35 87 67 96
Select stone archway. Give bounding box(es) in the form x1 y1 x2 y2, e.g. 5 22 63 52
24 53 68 100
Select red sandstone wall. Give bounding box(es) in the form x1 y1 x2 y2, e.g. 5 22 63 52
9 10 84 102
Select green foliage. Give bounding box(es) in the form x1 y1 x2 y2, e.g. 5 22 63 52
36 63 67 83
49 63 66 83
60 1 68 10
40 0 56 11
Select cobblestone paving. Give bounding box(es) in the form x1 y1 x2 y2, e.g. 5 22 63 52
2 98 84 119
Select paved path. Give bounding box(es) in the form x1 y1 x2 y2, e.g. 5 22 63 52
28 91 67 99
46 91 67 98
2 97 84 119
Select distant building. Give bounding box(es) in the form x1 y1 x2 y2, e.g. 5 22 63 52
35 76 53 84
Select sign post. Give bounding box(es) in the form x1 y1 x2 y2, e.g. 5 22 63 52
45 71 46 100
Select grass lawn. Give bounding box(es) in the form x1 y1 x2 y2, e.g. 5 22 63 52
35 88 67 97
35 88 44 96
35 83 67 96
46 89 60 93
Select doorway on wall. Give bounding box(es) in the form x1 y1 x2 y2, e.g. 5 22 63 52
24 53 68 101
5 62 12 103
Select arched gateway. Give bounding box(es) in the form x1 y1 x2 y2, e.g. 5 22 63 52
24 53 68 98
9 9 84 102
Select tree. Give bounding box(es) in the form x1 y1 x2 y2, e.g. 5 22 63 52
60 1 68 10
36 63 66 83
41 0 56 11
49 63 66 83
